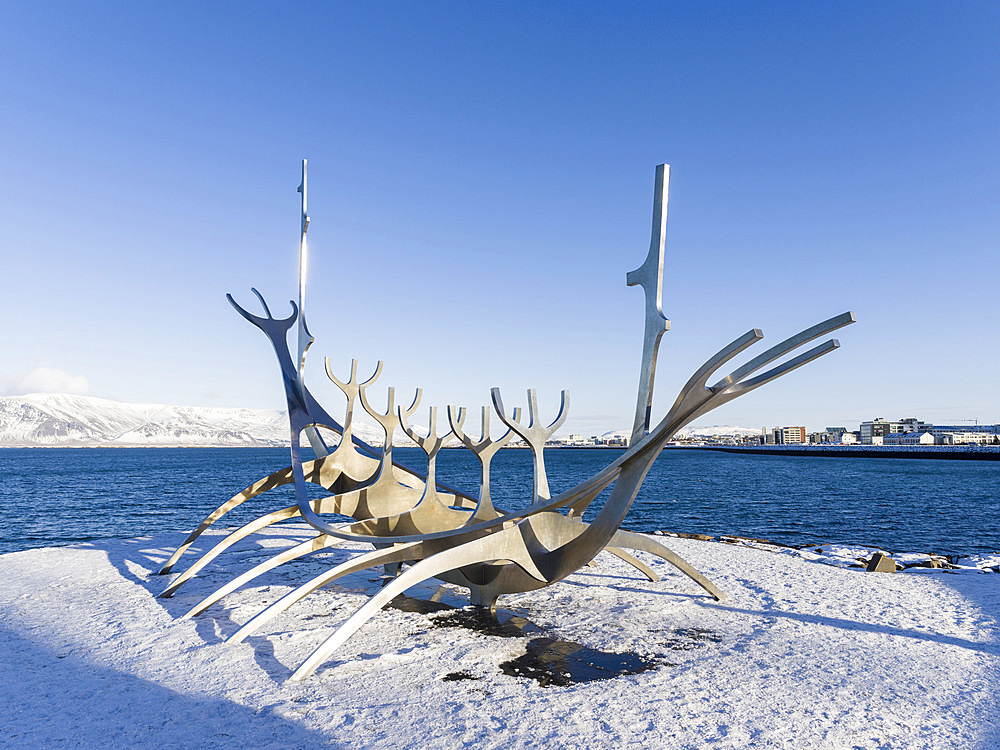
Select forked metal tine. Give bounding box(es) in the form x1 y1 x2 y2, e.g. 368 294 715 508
448 404 522 451
529 389 569 433
226 291 297 329
476 405 489 442
526 390 541 426
685 339 842 425
251 288 272 318
360 360 382 387
399 388 423 422
492 388 569 444
711 312 855 391
491 388 533 445
399 402 447 448
665 329 762 422
359 385 396 425
719 339 841 400
446 406 469 443
397 404 420 445
324 357 352 392
326 358 381 392
688 330 763 393
506 406 523 438
490 388 516 429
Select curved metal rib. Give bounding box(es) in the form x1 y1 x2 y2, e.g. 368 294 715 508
602 547 659 582
228 541 426 644
181 534 340 619
159 505 305 598
158 453 354 575
288 523 549 680
610 530 725 601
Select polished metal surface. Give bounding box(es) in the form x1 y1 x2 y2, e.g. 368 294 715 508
626 164 671 446
491 388 568 502
160 163 855 682
447 404 521 520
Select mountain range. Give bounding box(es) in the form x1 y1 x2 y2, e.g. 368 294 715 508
0 393 761 448
0 393 293 447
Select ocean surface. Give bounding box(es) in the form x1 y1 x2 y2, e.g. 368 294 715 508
1 446 998 557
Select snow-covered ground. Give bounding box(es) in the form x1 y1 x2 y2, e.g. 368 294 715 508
1 526 998 749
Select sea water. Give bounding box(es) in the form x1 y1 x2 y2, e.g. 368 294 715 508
0 447 997 557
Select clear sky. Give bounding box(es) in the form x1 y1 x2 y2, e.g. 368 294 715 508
2 2 998 435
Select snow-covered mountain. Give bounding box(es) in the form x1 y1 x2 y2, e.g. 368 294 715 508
0 393 764 448
0 393 403 448
674 424 762 439
0 393 292 447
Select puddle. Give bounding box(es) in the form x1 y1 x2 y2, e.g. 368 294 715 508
441 671 479 682
431 607 542 638
385 592 685 687
499 637 661 687
378 586 724 688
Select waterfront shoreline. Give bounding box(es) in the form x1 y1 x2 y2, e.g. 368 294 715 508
688 445 1000 461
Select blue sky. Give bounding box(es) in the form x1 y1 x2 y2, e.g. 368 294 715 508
1 2 998 434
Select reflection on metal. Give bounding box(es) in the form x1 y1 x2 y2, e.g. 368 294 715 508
626 163 670 446
491 388 568 503
161 163 854 681
448 404 522 521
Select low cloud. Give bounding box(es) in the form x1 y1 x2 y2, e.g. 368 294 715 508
2 367 90 396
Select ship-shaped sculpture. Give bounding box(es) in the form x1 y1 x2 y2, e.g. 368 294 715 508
159 162 855 681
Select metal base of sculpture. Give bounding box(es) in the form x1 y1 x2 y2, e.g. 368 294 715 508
159 161 854 681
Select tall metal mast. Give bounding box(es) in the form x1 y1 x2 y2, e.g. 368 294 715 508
626 164 671 446
296 159 312 385
295 159 329 457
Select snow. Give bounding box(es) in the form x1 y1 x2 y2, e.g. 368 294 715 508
0 393 290 447
2 527 998 748
675 424 762 439
0 393 402 447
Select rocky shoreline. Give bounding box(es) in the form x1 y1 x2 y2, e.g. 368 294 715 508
653 530 1000 574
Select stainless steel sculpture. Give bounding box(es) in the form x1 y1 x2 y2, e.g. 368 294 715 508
160 162 854 681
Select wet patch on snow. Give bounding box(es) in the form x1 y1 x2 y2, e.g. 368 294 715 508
396 593 673 686
499 637 661 687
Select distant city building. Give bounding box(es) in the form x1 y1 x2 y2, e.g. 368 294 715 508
932 424 1000 436
808 427 850 444
884 431 937 446
825 427 848 441
938 431 1000 445
546 419 997 450
860 418 931 444
772 426 806 445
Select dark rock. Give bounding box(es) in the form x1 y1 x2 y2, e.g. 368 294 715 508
866 553 898 573
666 532 715 541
